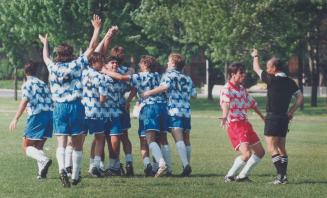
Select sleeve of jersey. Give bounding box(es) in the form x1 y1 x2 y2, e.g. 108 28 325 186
72 55 89 70
46 60 54 71
21 83 31 101
129 74 138 89
219 87 230 106
261 70 270 84
160 74 171 88
247 94 258 109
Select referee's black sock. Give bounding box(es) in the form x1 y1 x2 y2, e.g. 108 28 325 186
280 155 288 176
272 154 282 176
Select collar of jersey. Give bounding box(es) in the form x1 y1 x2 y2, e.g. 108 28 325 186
275 72 287 77
228 81 241 90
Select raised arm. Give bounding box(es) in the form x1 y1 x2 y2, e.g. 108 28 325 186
102 26 118 55
9 99 28 132
141 85 168 99
101 67 130 81
38 34 51 65
251 48 263 77
84 14 102 58
95 26 118 53
125 88 137 111
287 92 304 120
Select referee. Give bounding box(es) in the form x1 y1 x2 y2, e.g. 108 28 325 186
251 49 304 184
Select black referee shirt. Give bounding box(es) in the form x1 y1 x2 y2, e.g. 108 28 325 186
261 71 299 115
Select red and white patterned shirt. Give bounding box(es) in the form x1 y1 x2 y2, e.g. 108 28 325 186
220 81 257 122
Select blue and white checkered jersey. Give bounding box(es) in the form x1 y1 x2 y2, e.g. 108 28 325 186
46 55 89 103
160 69 196 117
81 67 108 119
130 72 166 107
117 66 131 106
102 75 122 118
21 76 53 116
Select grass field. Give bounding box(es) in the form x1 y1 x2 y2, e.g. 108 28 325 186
0 80 23 89
0 97 326 198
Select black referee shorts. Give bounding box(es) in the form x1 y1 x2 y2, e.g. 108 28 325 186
264 113 289 137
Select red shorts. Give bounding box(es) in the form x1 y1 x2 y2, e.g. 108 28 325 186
227 120 260 150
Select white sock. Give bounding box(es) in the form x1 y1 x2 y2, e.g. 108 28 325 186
26 146 47 162
238 154 261 178
56 147 65 173
161 144 173 172
125 154 133 163
186 145 192 164
143 157 150 168
65 145 73 168
72 150 83 180
89 158 95 171
226 156 246 177
100 161 105 170
149 142 165 167
94 156 101 169
37 161 42 175
176 141 189 167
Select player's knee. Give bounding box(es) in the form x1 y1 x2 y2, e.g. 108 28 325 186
242 151 252 161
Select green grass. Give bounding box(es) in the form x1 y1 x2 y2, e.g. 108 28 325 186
0 97 326 197
0 80 23 89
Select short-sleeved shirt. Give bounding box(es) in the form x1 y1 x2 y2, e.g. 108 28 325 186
47 55 89 103
130 72 166 107
261 71 300 114
117 66 131 106
220 81 257 122
81 67 108 119
102 75 122 118
160 69 196 118
22 76 53 116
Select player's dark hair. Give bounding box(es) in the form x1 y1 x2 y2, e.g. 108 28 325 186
24 60 37 76
106 55 120 63
89 52 105 66
269 57 284 72
227 62 245 79
111 46 125 64
169 53 185 71
140 55 157 72
54 43 75 63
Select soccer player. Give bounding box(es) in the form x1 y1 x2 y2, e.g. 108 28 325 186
104 55 168 177
219 62 265 182
39 14 102 187
102 56 125 176
142 53 196 177
252 49 304 184
81 52 108 177
103 44 135 176
9 61 53 180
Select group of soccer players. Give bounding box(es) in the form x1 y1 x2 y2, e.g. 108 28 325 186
9 15 196 188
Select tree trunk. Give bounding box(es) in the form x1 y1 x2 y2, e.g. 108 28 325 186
14 66 17 101
207 60 213 101
298 54 304 110
308 42 319 107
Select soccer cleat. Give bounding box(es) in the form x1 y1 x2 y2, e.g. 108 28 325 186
154 165 167 178
89 167 104 178
104 168 122 177
65 166 72 177
272 175 287 185
59 170 71 188
235 176 252 182
165 171 173 177
144 164 154 177
224 175 236 183
40 159 52 178
180 165 192 177
125 162 134 177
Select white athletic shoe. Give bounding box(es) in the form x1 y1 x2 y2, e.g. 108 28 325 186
154 165 167 178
